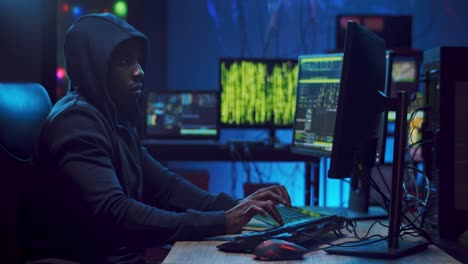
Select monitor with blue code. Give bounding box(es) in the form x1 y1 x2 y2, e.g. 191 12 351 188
144 90 220 140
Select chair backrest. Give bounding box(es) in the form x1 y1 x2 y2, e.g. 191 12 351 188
0 83 52 264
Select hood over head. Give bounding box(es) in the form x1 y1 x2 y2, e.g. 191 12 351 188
64 13 148 122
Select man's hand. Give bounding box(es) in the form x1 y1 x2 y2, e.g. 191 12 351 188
241 185 291 207
224 185 292 234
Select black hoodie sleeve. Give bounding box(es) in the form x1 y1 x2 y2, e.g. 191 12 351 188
42 106 235 247
139 147 238 212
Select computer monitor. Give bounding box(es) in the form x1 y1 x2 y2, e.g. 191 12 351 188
325 21 429 258
327 18 388 216
384 49 423 164
219 58 298 129
290 50 388 218
144 90 220 140
291 53 343 157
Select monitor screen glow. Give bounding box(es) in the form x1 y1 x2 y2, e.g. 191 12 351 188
291 53 344 157
219 58 298 128
145 91 219 140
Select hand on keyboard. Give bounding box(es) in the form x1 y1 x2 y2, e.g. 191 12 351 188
225 200 284 234
240 185 291 208
225 185 292 234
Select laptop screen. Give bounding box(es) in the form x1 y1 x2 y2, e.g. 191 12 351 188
144 90 220 140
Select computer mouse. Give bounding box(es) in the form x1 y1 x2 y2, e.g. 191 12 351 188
252 239 307 261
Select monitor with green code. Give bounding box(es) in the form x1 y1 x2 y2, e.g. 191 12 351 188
219 58 298 128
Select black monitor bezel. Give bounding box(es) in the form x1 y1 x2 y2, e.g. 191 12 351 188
143 89 220 140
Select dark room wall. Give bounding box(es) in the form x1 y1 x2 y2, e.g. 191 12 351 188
143 0 468 91
0 1 43 83
140 0 168 91
0 0 56 101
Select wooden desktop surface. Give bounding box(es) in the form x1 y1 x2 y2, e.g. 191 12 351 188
162 220 460 264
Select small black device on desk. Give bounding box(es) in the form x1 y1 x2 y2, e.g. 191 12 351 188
217 214 346 253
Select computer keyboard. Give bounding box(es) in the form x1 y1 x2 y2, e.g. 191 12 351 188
217 215 346 252
254 206 323 226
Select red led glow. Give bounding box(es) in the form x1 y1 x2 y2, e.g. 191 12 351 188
61 3 70 13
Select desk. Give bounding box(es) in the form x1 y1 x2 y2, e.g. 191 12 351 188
143 140 320 205
162 221 461 264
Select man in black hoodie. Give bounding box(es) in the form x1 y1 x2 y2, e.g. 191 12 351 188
32 13 291 263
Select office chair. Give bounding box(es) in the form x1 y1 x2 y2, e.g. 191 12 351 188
0 83 52 264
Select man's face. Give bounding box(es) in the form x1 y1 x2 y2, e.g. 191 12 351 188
108 38 144 113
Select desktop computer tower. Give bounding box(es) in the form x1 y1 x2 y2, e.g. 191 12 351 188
421 47 468 243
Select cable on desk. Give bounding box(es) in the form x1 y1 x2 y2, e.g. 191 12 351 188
298 232 387 254
299 215 430 253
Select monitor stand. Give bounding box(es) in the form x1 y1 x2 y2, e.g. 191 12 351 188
324 91 430 258
304 177 388 221
305 138 388 221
